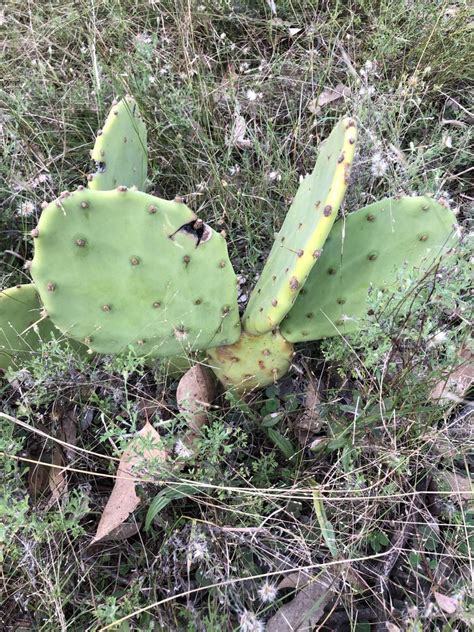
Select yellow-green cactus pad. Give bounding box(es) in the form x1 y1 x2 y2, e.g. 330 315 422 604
243 117 357 335
207 330 294 394
0 284 75 372
281 196 460 342
30 188 241 357
88 96 147 191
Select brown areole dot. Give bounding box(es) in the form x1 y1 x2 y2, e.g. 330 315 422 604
31 228 39 238
97 129 103 136
368 252 378 261
349 137 355 144
219 260 226 268
76 238 86 247
84 337 92 345
366 214 375 222
117 185 127 192
338 153 345 163
102 304 111 312
183 255 191 265
148 205 158 214
194 299 202 305
271 299 278 307
312 249 322 259
80 201 89 209
262 349 271 356
337 298 346 304
346 119 356 128
296 249 304 257
328 267 336 275
419 234 428 241
306 312 313 318
153 301 161 308
137 339 145 345
323 205 332 217
130 256 140 265
47 282 55 292
222 306 230 315
258 360 265 370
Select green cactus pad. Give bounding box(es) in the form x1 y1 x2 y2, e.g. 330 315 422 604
281 196 459 342
207 330 294 394
243 117 357 335
0 284 74 372
88 96 147 191
30 188 241 356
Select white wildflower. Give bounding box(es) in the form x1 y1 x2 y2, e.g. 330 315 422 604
371 151 388 178
239 610 265 632
246 89 258 101
427 331 448 348
239 62 250 73
219 32 226 40
188 534 208 562
175 439 194 459
267 170 281 182
442 133 452 148
359 85 375 97
17 201 35 217
258 580 278 603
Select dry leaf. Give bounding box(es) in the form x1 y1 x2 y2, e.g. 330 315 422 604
60 408 77 462
267 571 338 631
177 365 216 434
294 380 323 447
278 570 313 590
431 347 474 402
434 591 458 614
98 522 141 542
228 114 253 149
440 472 472 501
93 422 166 542
308 83 351 115
28 459 50 499
49 446 67 499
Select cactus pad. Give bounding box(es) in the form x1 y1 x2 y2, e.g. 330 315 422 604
0 284 71 371
281 196 459 342
243 117 357 335
30 188 241 356
88 96 147 191
207 331 294 394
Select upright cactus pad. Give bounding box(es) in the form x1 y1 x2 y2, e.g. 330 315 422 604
207 331 294 394
30 188 241 356
243 117 357 335
88 96 147 191
0 284 70 371
281 197 459 342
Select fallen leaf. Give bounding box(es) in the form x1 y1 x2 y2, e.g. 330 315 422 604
93 421 167 542
177 364 216 435
28 458 50 499
434 591 458 614
386 624 402 632
278 570 313 590
430 347 474 402
49 446 67 499
98 522 141 542
308 83 351 115
228 114 253 149
267 571 338 631
294 380 323 446
440 471 472 501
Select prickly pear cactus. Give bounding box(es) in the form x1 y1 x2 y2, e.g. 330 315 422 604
207 330 294 394
88 96 147 191
242 117 357 335
281 196 459 342
30 188 241 356
0 284 71 371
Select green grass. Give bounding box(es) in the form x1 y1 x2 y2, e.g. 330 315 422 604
1 1 473 630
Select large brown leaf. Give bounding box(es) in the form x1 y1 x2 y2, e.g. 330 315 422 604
176 365 216 451
93 422 166 542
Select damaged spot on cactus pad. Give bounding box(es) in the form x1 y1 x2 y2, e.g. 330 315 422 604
172 219 212 247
